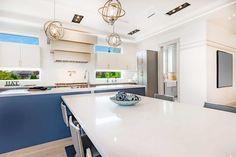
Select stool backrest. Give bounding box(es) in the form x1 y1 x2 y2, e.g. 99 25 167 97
61 102 69 127
204 102 236 113
154 93 174 102
69 116 85 157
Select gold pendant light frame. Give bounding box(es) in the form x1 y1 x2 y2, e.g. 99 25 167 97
106 25 122 47
98 0 126 25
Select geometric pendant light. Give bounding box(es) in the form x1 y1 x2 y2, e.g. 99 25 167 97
44 0 64 40
98 0 125 25
106 25 122 47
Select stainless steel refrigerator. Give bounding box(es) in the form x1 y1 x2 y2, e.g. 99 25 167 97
137 50 158 97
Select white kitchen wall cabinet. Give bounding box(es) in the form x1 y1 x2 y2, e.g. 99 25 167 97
0 42 40 68
20 44 40 68
0 42 21 67
96 53 118 70
95 53 136 71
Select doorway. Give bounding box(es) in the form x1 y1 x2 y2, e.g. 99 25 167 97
159 40 179 101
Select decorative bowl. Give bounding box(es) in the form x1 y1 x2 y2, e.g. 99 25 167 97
110 96 141 106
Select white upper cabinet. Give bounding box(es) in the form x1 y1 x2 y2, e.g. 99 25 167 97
95 45 137 71
96 53 120 70
20 44 40 68
0 42 40 68
0 42 21 67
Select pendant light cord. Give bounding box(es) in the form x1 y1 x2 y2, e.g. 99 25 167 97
53 0 56 20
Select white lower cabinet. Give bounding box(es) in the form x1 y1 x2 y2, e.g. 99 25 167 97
0 42 40 68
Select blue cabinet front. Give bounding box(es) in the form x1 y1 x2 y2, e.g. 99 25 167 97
0 87 145 154
0 91 90 154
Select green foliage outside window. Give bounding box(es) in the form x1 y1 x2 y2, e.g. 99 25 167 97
0 70 40 80
96 71 121 79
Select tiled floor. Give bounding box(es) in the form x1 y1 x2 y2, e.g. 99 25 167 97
1 138 72 157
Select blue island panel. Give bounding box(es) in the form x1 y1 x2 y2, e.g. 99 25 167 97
0 91 90 154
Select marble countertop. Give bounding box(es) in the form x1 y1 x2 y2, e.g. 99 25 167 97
0 85 145 97
62 92 236 157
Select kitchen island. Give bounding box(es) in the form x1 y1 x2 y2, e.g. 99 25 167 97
0 85 145 154
62 92 236 157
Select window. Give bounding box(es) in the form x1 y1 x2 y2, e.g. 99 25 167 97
96 71 122 79
0 33 39 45
95 45 122 54
0 69 40 80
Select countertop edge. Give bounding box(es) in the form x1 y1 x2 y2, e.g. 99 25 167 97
0 85 146 98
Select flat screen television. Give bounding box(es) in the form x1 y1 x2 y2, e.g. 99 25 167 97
216 50 233 88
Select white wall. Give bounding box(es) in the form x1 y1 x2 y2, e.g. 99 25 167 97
137 19 208 105
0 22 138 86
206 22 236 104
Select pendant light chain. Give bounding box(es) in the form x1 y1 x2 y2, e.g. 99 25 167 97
99 0 124 47
43 0 64 40
53 0 56 20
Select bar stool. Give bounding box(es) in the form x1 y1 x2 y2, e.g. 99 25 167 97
69 116 100 157
61 102 69 127
154 93 174 102
204 102 236 113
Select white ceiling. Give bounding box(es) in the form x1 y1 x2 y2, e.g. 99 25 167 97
208 2 236 34
0 0 235 42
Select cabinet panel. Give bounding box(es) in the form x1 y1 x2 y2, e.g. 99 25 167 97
96 52 136 70
96 53 119 70
0 42 40 68
20 45 40 68
0 91 90 154
0 42 21 67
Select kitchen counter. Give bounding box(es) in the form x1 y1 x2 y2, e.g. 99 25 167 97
0 84 145 153
0 84 146 97
62 92 236 157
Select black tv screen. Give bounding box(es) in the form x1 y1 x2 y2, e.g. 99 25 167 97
217 50 233 88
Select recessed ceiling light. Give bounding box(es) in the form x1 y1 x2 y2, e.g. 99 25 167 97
233 14 236 17
128 29 140 35
72 14 84 24
147 13 156 19
166 2 191 16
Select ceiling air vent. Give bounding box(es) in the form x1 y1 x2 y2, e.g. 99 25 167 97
72 14 84 24
166 2 191 16
128 29 140 35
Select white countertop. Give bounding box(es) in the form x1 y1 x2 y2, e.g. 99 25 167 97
0 85 145 97
62 92 236 157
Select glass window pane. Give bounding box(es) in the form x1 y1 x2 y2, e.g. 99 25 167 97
95 45 121 53
0 70 40 80
96 71 121 79
0 33 39 45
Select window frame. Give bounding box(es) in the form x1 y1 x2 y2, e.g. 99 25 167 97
0 68 41 81
94 45 123 54
0 32 40 45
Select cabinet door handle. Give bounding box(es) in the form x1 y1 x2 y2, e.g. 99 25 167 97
19 60 22 67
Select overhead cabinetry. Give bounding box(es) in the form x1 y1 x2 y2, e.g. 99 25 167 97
95 45 137 71
50 29 97 63
0 42 40 68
